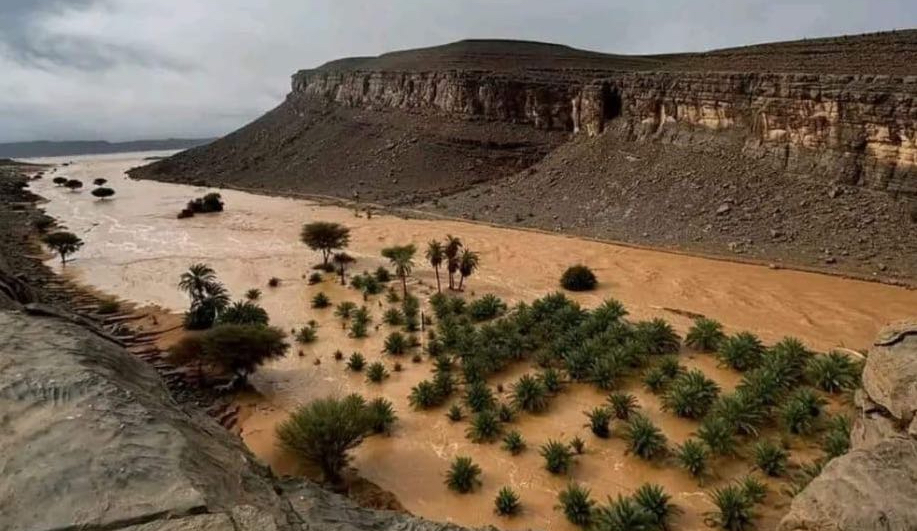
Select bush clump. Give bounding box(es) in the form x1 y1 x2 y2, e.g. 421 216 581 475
556 483 595 528
445 456 481 493
540 439 574 474
623 414 667 460
494 486 520 516
311 292 331 308
502 430 526 455
560 264 597 291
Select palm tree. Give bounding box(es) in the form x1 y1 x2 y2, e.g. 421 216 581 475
457 248 480 291
426 240 445 293
178 263 219 303
382 244 417 298
332 252 355 285
444 234 462 290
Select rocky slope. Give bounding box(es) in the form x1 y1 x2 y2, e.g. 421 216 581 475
131 31 917 280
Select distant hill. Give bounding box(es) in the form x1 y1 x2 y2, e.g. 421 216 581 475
0 138 214 159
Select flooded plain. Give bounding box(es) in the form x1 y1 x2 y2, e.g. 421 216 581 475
29 152 917 530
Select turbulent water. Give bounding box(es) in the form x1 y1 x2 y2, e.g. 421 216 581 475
28 153 917 530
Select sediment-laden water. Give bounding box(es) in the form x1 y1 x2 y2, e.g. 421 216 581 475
28 152 917 530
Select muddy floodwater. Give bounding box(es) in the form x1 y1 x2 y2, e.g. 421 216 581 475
29 152 917 530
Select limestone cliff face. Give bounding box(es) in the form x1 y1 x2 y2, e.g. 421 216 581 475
294 69 917 195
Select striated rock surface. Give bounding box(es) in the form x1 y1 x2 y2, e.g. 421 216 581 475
779 321 917 531
0 309 485 531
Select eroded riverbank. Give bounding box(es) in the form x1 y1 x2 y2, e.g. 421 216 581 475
27 152 917 530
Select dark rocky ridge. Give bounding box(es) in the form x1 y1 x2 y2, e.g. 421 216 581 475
130 31 917 280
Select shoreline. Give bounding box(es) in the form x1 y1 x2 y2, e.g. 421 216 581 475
0 163 413 515
132 174 917 291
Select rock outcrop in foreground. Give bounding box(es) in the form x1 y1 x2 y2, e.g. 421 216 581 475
0 309 478 531
779 321 917 531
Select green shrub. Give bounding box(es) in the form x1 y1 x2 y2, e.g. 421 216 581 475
623 414 667 460
502 430 526 455
445 456 481 493
276 394 371 482
366 361 389 383
590 354 624 390
468 294 508 321
585 407 612 438
643 367 670 394
556 483 595 528
780 387 827 435
593 495 651 531
494 486 520 516
335 301 356 319
698 416 737 456
382 307 404 326
217 300 270 326
366 397 397 434
497 403 516 423
662 369 720 418
465 380 496 413
311 292 331 309
511 374 549 413
821 415 851 459
307 272 323 285
675 439 708 477
447 404 463 422
706 484 756 531
540 368 564 393
374 266 392 282
540 439 574 474
717 332 765 371
295 325 317 344
349 306 371 338
711 391 766 436
607 392 639 420
634 318 681 355
174 324 287 383
560 264 598 291
409 380 442 409
383 331 409 355
570 436 586 455
432 370 456 398
805 352 860 393
632 483 678 530
740 475 767 504
736 366 787 407
685 317 725 351
754 440 788 476
346 352 365 371
467 409 502 443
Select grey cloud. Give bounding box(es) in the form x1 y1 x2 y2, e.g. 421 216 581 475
0 0 915 143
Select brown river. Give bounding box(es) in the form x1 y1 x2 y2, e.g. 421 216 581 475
29 153 917 530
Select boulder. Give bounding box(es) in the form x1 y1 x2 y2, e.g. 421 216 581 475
0 310 488 531
778 438 917 531
863 320 917 424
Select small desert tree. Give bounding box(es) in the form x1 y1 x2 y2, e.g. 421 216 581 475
91 187 116 200
198 324 288 385
382 244 416 298
93 178 107 186
276 394 371 483
300 222 350 267
42 231 84 265
426 239 445 293
65 179 83 192
332 252 355 285
52 176 68 186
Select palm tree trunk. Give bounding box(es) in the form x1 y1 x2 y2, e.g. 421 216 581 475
339 265 346 285
434 266 441 293
401 274 408 299
458 274 465 291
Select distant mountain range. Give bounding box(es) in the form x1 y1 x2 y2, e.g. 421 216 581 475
0 138 214 159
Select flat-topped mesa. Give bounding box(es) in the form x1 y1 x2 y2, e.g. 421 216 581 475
293 67 917 195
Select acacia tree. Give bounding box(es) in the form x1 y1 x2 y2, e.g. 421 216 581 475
42 231 83 265
93 178 107 186
382 244 416 298
457 249 480 291
65 179 83 192
333 252 355 285
91 187 116 200
425 240 445 293
444 234 462 290
300 222 350 267
52 176 67 186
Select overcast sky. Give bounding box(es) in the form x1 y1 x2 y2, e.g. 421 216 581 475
1 0 915 143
